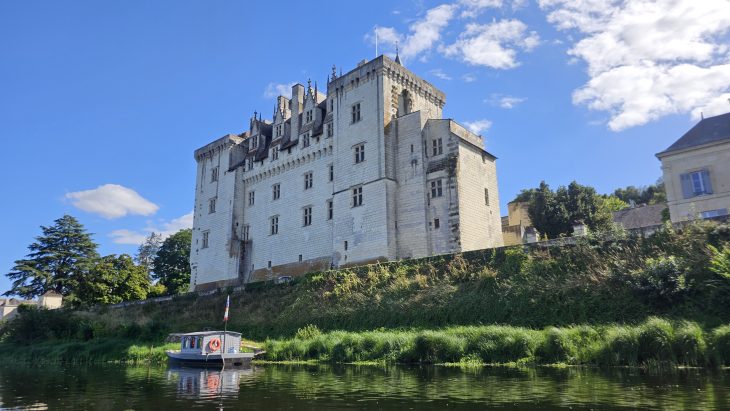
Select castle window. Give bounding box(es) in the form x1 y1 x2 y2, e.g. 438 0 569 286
351 103 361 123
305 110 313 123
484 188 490 205
431 180 443 198
344 241 348 251
329 99 334 112
302 133 310 148
272 183 280 200
303 206 312 226
304 172 313 189
247 159 253 171
434 218 440 229
208 197 217 214
202 231 209 249
432 138 443 156
211 166 219 182
243 225 250 241
354 143 365 164
268 261 272 269
271 146 279 161
326 123 333 138
275 124 282 137
270 216 279 235
248 191 255 206
352 186 363 207
329 164 334 181
327 199 333 220
251 137 258 149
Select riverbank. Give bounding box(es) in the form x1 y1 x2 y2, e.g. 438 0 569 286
264 319 730 368
0 339 177 364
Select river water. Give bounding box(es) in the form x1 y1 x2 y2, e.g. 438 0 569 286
0 364 728 410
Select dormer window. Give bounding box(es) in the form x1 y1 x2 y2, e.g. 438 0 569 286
305 110 313 123
275 124 282 137
271 146 279 161
326 123 333 138
251 137 258 149
302 133 310 148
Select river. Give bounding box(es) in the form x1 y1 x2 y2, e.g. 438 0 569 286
0 364 728 410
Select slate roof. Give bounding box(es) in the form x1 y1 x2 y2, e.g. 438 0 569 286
612 204 666 229
658 112 730 156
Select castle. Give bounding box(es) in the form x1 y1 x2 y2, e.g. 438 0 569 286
189 55 503 291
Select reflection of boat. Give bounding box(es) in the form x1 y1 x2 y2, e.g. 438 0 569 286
166 366 256 399
165 331 263 367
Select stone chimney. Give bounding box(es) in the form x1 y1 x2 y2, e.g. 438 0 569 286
290 84 305 138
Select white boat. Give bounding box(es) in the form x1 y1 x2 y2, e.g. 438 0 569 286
165 331 262 367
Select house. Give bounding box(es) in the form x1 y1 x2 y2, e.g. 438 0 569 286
189 55 504 291
656 112 730 222
0 291 63 321
501 201 537 245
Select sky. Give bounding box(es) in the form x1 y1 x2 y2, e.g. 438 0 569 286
1 0 729 294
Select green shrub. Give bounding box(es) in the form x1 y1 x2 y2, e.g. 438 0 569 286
412 331 465 363
709 325 730 366
673 321 706 366
637 317 675 363
595 326 639 366
295 324 322 340
463 326 539 363
537 327 578 363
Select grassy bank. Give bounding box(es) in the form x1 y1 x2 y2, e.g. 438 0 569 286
265 319 730 367
0 339 177 364
1 222 730 357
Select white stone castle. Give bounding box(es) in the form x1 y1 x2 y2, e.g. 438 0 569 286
190 55 503 291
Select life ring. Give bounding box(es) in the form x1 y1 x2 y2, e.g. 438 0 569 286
206 374 220 391
209 338 221 351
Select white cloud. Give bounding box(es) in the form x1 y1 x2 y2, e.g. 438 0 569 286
487 93 527 108
369 4 457 61
109 211 194 245
441 20 540 69
464 119 493 135
459 0 503 18
263 82 296 99
65 184 158 219
429 69 453 80
462 73 477 82
539 0 730 130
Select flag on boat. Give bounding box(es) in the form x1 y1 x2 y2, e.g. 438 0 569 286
223 295 230 322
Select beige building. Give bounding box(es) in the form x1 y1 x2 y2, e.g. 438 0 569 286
656 112 730 223
190 55 504 291
501 201 536 245
0 291 62 321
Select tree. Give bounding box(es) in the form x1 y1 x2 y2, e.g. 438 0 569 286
152 229 192 295
5 215 98 299
135 232 163 275
75 254 150 306
613 179 666 205
604 196 629 212
526 181 613 239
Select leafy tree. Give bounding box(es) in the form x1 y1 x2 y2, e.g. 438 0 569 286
604 196 629 212
135 232 163 275
526 181 613 239
74 254 150 306
613 179 666 205
152 229 192 295
5 215 98 300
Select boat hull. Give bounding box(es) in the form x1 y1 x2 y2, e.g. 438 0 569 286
166 351 255 367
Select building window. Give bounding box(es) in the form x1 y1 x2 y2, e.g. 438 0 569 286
327 199 333 220
700 208 728 219
352 186 363 207
351 103 361 123
270 216 279 235
272 183 280 200
329 99 334 112
484 188 490 205
354 143 365 164
305 110 313 123
432 138 443 156
302 132 310 148
434 218 440 229
326 123 333 138
248 191 255 206
247 159 253 171
275 124 282 137
303 206 312 226
243 225 250 241
208 197 216 214
680 169 713 198
251 137 258 149
299 254 303 262
344 240 348 251
329 164 334 181
271 146 279 161
268 260 272 269
202 231 209 249
431 180 443 198
304 171 313 189
211 166 219 182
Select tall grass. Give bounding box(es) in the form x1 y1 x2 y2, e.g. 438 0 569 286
0 339 177 364
264 319 730 367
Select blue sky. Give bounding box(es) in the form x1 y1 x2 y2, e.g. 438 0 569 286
2 0 729 294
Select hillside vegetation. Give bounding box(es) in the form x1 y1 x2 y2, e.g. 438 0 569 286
2 221 730 366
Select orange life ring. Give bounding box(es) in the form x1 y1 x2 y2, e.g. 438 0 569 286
209 338 221 351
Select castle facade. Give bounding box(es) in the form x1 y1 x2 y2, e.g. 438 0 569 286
190 55 503 291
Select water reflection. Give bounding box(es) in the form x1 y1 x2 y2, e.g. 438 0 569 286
0 363 728 410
